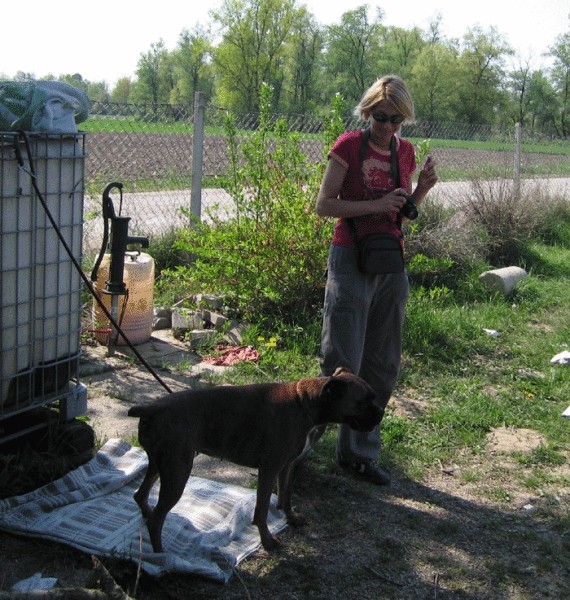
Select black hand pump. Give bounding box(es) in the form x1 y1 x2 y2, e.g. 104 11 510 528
90 182 149 354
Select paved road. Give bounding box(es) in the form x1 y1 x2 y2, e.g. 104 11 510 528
432 177 569 206
83 177 569 252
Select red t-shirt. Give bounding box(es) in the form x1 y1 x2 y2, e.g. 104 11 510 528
328 129 417 248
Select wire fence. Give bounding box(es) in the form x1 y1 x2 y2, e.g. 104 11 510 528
83 96 569 253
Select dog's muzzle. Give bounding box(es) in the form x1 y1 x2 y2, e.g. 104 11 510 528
345 405 382 432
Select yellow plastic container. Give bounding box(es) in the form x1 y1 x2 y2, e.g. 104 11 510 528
92 252 155 346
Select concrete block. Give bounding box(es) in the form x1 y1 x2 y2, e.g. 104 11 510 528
202 309 228 330
153 316 171 330
188 329 218 350
171 308 204 332
225 322 247 345
195 294 224 311
479 266 528 295
153 307 172 330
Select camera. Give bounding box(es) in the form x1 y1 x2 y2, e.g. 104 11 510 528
400 194 418 220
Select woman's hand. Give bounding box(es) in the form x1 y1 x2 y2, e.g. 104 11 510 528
416 155 438 194
374 188 408 216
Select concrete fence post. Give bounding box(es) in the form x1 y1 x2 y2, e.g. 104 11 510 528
191 91 206 221
514 122 522 202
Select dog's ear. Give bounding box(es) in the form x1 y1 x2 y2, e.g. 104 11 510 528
321 376 348 398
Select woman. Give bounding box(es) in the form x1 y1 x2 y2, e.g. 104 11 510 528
315 75 438 485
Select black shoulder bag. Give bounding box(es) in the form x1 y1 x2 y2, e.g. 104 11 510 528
347 129 405 274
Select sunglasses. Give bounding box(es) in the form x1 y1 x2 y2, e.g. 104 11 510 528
372 112 405 124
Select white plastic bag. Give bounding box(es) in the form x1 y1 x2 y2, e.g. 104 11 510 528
0 80 89 133
551 350 570 365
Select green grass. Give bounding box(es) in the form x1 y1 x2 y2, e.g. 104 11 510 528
81 117 194 134
383 238 570 474
440 161 570 180
200 219 570 485
420 137 570 156
82 116 570 156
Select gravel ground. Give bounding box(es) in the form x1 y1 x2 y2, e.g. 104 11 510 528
81 329 256 487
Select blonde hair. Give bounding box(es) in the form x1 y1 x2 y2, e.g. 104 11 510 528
354 75 415 124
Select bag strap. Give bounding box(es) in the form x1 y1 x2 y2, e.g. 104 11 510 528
357 128 400 188
348 129 401 242
390 135 401 187
358 126 370 165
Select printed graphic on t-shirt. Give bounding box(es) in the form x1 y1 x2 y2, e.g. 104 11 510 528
362 156 392 194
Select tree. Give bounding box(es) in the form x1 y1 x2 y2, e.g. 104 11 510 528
425 12 444 46
455 26 513 124
380 25 424 77
548 27 570 136
11 71 38 81
284 7 324 114
525 71 559 135
170 26 214 105
410 43 460 122
507 56 534 126
85 81 109 103
132 40 171 105
111 77 132 104
324 5 384 106
211 0 298 111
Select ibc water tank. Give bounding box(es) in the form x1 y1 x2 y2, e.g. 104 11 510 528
0 133 85 414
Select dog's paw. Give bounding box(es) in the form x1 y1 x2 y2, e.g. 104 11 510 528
260 533 280 550
286 511 307 528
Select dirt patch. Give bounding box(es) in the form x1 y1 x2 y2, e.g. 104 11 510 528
85 132 570 183
486 426 546 453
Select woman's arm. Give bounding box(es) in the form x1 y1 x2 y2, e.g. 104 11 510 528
316 158 407 219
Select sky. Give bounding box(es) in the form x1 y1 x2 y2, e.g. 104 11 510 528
1 0 568 88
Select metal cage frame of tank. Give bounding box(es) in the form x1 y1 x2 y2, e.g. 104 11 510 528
0 133 87 444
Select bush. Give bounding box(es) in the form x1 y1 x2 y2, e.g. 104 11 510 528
148 229 192 277
404 179 570 289
459 179 569 265
405 202 489 289
170 84 340 324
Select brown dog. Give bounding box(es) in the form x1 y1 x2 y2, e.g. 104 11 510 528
127 367 380 552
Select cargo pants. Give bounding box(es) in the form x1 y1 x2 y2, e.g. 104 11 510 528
320 243 409 464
